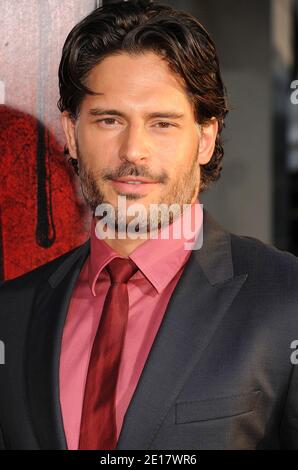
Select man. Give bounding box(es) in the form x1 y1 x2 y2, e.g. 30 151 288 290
0 0 298 450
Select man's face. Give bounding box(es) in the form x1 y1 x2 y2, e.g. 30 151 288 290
62 51 217 232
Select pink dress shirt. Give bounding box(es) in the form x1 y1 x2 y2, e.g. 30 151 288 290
59 200 203 449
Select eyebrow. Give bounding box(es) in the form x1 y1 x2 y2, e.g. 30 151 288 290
88 107 185 120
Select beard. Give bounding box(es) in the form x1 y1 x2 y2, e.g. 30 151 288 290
75 142 200 234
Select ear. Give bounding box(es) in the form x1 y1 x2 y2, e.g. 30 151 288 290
197 117 218 165
61 111 78 159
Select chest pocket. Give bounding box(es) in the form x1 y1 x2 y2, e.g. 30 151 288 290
175 390 261 424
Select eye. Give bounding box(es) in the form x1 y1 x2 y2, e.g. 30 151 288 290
96 118 119 126
154 121 175 128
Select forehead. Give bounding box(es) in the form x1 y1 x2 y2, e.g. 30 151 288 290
82 51 192 111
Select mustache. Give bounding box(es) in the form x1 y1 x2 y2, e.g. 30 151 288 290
101 164 169 184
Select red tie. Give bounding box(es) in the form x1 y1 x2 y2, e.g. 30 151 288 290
78 257 138 450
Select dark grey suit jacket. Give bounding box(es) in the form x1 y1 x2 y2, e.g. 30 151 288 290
0 209 298 450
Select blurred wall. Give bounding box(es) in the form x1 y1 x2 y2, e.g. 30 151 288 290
0 1 98 279
167 0 274 243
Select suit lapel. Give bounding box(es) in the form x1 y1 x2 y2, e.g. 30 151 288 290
116 210 248 449
25 240 90 449
25 209 247 450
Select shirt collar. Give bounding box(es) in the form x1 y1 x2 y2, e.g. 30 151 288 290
88 199 203 296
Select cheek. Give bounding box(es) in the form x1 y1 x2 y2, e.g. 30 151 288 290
162 136 197 171
157 134 184 158
77 126 100 150
76 126 112 165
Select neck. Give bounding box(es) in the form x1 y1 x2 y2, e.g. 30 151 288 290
101 235 148 257
94 195 201 257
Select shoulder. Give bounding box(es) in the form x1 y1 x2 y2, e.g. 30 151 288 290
0 242 88 293
230 232 298 296
231 232 298 271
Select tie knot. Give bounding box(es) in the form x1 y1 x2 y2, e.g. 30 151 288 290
106 257 138 284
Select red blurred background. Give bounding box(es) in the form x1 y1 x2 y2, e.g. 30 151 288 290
0 1 99 280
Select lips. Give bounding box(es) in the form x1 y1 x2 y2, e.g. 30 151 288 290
110 178 159 194
112 177 157 183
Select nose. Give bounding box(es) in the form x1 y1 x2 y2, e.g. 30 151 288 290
119 123 149 164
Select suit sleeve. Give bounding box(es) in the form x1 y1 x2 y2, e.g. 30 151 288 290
280 363 298 449
0 283 7 448
0 424 6 450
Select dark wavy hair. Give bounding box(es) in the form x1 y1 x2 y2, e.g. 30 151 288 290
58 0 228 191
